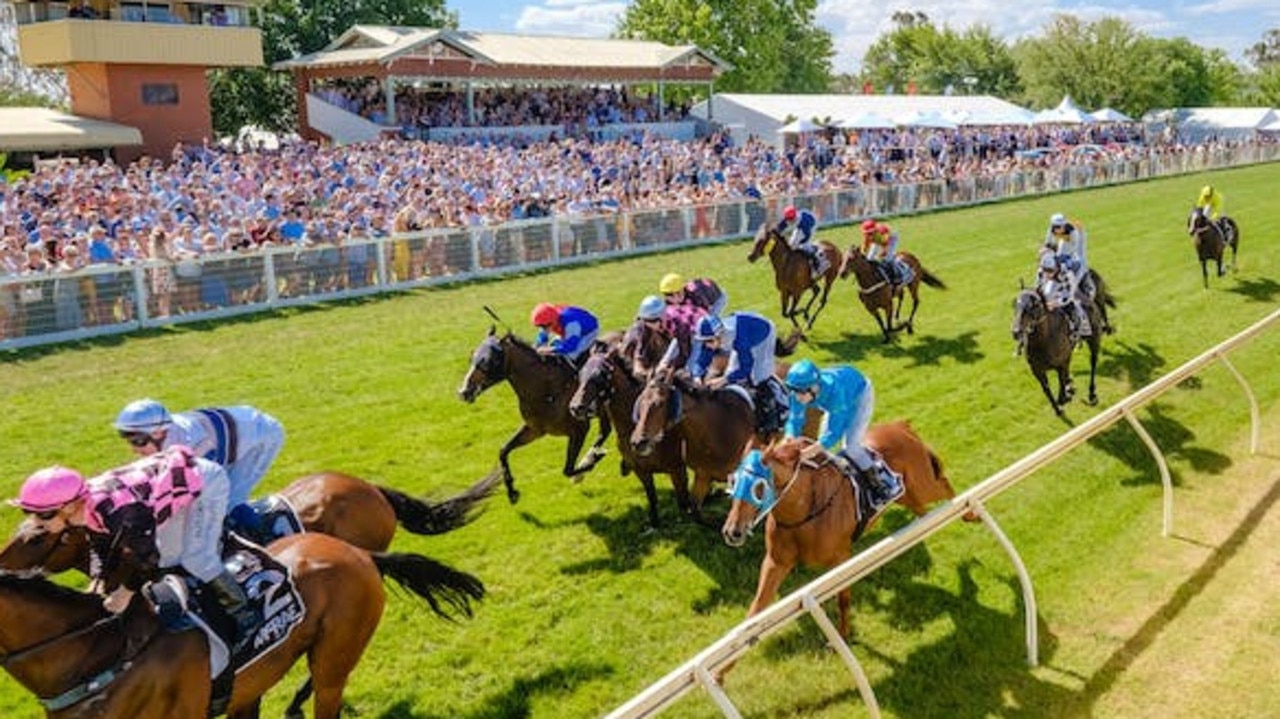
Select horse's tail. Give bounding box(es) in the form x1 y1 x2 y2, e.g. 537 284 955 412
371 551 485 620
1090 269 1117 308
919 267 947 290
775 328 806 357
377 470 501 536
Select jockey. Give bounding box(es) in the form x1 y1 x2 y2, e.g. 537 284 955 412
689 311 786 434
783 358 896 504
861 219 905 284
624 295 673 377
658 273 727 317
1037 253 1091 340
1043 212 1096 308
11 451 258 653
113 399 285 512
531 302 599 362
774 205 829 279
1196 185 1224 221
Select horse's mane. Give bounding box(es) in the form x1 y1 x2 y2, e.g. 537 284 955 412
0 570 91 604
765 436 811 466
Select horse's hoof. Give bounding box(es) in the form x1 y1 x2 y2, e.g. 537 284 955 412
1087 395 1098 406
507 489 521 505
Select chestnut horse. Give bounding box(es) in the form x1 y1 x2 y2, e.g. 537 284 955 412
1187 207 1240 288
748 225 843 330
840 246 946 343
569 346 692 527
0 531 483 719
0 471 499 577
721 424 963 638
459 327 611 504
630 368 759 524
1011 287 1103 414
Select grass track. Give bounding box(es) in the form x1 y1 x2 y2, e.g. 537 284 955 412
1 163 1279 718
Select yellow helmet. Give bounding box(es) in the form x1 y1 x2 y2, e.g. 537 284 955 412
658 273 686 295
1199 185 1213 199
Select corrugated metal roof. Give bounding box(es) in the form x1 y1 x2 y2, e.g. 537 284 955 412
0 107 142 151
274 25 726 73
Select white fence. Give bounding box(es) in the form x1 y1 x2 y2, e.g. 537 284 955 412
606 305 1279 719
2 143 1278 352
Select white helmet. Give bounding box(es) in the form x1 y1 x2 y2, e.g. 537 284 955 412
637 295 665 321
113 398 173 432
1049 213 1067 229
1039 252 1058 271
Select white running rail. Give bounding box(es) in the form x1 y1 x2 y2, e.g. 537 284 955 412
606 305 1280 719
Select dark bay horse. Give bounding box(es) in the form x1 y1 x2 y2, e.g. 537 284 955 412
459 327 611 504
748 225 843 330
841 246 946 343
0 531 483 719
630 368 759 524
0 471 499 577
1011 288 1103 414
569 346 692 527
721 424 964 639
1187 207 1240 287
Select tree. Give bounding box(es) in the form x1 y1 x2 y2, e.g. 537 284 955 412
616 0 834 93
211 0 455 135
859 15 1020 97
1245 28 1280 68
1013 15 1163 114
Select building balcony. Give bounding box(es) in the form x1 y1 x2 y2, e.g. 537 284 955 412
16 17 262 68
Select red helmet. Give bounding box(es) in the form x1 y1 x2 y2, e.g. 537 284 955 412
877 223 891 234
783 206 798 222
861 219 877 234
530 303 559 327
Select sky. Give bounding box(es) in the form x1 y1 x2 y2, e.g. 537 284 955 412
453 0 1279 74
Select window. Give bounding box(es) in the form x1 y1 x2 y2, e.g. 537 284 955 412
141 83 179 105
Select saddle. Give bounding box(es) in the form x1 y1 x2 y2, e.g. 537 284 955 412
873 258 913 287
827 450 904 522
145 535 307 714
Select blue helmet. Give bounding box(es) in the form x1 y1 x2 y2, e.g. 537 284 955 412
694 314 724 341
113 398 172 432
729 449 776 509
637 295 665 321
785 359 821 392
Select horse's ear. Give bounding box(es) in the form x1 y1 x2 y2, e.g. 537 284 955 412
487 324 497 337
1018 277 1026 290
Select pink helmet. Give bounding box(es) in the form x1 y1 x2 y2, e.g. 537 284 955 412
11 466 86 513
783 206 798 222
861 219 877 234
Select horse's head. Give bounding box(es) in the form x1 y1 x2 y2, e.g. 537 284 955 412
1188 206 1207 236
0 518 93 575
569 350 615 420
630 369 678 457
748 225 778 263
840 244 866 279
1011 288 1047 348
459 326 507 403
721 438 813 547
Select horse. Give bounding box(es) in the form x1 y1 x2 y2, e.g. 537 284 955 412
459 326 611 504
0 470 499 577
720 424 964 639
630 367 759 524
748 225 843 330
0 531 483 719
1011 286 1104 414
1187 207 1240 287
840 246 946 343
569 346 692 527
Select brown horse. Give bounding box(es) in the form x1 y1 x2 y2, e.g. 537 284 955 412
569 346 692 527
1011 287 1103 414
630 367 759 524
721 424 962 638
459 327 611 504
748 225 843 330
840 246 946 343
0 531 483 719
0 471 499 577
1187 207 1240 288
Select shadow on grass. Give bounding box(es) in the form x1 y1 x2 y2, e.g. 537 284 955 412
1226 276 1280 303
1096 339 1167 391
375 662 614 719
813 329 985 367
1086 402 1232 487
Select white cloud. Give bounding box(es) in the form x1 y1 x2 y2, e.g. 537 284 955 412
514 1 627 37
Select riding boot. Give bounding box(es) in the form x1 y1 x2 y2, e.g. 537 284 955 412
842 451 890 504
207 569 258 655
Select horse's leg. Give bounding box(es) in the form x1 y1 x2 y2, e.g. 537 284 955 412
562 426 589 479
284 680 312 719
716 553 793 683
837 587 851 638
228 699 264 719
670 465 693 518
1034 368 1060 415
1201 259 1209 288
1057 365 1075 406
499 424 543 504
575 414 612 474
1086 338 1100 406
904 286 921 335
635 469 662 528
690 470 718 527
876 307 892 343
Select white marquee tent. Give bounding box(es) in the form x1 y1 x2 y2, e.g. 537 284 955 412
1141 107 1280 141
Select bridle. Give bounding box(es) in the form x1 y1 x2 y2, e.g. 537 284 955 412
750 453 844 533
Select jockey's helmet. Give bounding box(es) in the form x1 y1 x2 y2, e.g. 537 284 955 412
694 314 725 341
114 398 173 433
11 466 87 513
876 223 891 235
1049 213 1067 230
530 302 559 327
658 273 685 295
1039 252 1059 272
783 205 798 222
861 219 877 234
1200 185 1213 199
637 295 665 321
785 358 822 392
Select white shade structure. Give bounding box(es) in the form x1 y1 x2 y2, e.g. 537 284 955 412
836 111 896 130
1090 107 1134 123
895 110 958 129
777 117 826 134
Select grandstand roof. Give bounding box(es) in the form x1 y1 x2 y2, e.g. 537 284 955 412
0 107 143 152
274 26 727 83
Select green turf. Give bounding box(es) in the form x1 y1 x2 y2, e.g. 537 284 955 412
1 162 1278 718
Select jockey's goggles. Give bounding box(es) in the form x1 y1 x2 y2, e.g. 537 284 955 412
119 431 155 448
24 508 60 521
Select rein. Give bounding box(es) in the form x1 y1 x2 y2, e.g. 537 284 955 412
0 604 123 668
751 454 844 532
